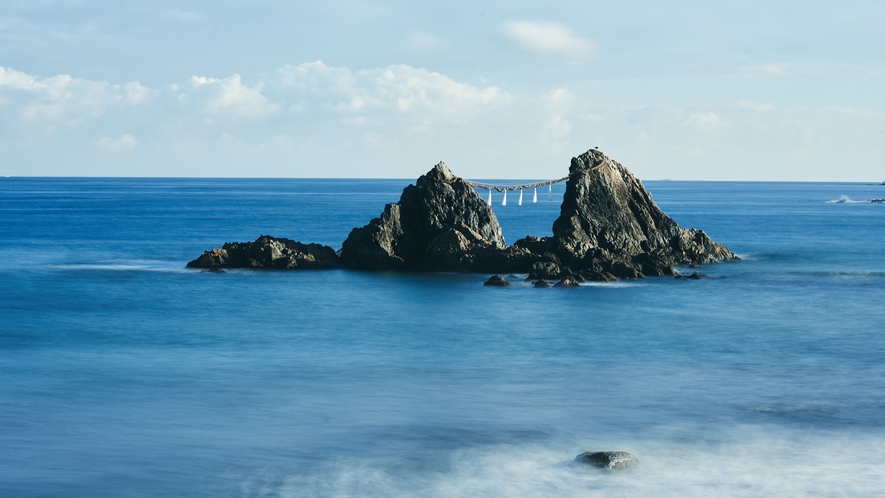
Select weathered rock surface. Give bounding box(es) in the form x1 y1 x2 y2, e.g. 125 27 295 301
575 451 639 470
544 149 737 276
187 235 340 269
483 275 511 287
554 275 580 287
341 161 546 272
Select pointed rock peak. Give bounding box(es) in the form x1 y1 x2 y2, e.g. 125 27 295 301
570 148 608 174
420 161 457 184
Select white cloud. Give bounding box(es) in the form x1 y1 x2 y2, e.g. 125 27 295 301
270 61 508 124
0 66 153 125
2 64 884 180
189 74 279 117
501 21 594 59
95 133 137 150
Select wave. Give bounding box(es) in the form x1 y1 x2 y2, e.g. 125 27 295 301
245 429 885 497
784 270 885 280
48 260 188 272
494 276 642 288
826 195 885 204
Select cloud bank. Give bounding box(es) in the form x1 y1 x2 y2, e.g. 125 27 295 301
501 21 594 59
0 63 882 180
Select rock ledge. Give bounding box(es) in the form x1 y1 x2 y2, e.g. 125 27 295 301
186 235 340 269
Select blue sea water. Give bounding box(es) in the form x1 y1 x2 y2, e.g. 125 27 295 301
1 177 885 497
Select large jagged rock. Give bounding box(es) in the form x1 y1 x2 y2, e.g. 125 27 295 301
187 235 340 269
340 161 519 271
543 149 738 276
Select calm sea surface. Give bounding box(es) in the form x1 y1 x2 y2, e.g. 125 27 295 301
1 178 884 497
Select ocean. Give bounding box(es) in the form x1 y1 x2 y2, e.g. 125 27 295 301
2 177 884 497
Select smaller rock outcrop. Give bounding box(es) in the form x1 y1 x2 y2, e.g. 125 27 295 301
187 235 340 269
483 275 511 287
575 451 638 470
554 275 580 287
533 279 550 288
675 272 707 280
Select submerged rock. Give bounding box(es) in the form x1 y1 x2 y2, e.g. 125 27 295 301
483 275 511 287
675 271 708 280
187 235 340 270
533 279 550 288
575 451 638 470
553 275 580 287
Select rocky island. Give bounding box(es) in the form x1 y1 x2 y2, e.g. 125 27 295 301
187 149 738 281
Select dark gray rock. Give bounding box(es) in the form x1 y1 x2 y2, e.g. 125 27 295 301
187 235 340 269
575 451 638 470
483 275 511 287
527 261 562 280
675 272 708 280
553 275 580 287
341 162 506 271
550 149 737 271
533 279 550 288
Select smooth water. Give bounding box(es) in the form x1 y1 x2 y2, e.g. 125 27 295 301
2 178 884 497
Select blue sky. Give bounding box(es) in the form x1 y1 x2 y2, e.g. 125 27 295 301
1 0 883 179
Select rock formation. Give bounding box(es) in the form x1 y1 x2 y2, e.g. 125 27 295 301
189 149 737 280
517 149 738 278
341 150 736 278
483 275 511 287
340 161 543 272
186 235 340 269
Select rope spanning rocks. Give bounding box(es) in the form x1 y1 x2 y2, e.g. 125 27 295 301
186 235 340 269
466 176 571 192
464 157 608 193
187 148 737 280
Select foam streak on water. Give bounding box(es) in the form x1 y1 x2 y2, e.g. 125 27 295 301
1 178 884 497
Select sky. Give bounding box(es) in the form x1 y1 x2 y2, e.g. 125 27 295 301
1 0 883 180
